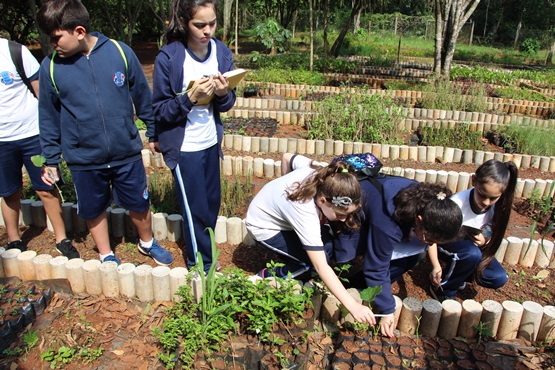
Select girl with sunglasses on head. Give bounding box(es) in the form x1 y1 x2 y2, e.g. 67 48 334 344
246 153 376 326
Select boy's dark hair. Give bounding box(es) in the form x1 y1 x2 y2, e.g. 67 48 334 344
394 182 462 243
164 0 219 45
37 0 91 36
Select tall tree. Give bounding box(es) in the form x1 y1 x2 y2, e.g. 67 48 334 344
433 0 481 79
222 0 233 43
330 0 364 56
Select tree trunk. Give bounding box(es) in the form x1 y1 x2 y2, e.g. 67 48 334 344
310 0 314 71
330 0 364 57
513 17 522 50
546 40 555 65
28 0 50 56
434 0 481 80
235 0 239 54
292 9 297 39
353 1 362 33
323 0 329 55
222 0 233 44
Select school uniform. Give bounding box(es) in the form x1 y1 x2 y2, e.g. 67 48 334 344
334 176 420 315
0 38 54 197
245 155 333 277
39 32 154 219
152 38 236 270
439 188 508 297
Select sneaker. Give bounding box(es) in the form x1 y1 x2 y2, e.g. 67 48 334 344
429 285 455 303
56 239 80 260
102 254 121 265
7 240 26 252
137 239 173 266
458 282 467 291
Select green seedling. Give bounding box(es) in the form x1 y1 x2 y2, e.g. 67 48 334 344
22 330 39 354
474 321 493 344
31 155 65 203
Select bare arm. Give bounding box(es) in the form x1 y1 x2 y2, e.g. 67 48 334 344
427 243 442 286
31 79 39 98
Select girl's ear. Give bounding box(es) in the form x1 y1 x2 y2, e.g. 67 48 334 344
316 196 327 207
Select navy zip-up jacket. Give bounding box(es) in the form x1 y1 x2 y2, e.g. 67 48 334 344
334 176 417 315
38 32 155 170
152 39 236 170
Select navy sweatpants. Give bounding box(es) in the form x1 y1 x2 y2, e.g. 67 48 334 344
173 144 220 271
439 239 508 296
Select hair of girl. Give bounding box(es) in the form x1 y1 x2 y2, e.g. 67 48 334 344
164 0 219 45
473 159 518 280
287 161 362 230
393 182 463 243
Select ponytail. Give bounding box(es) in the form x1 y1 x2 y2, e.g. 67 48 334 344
475 160 518 280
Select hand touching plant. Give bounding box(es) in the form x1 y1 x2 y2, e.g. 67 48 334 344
31 155 65 203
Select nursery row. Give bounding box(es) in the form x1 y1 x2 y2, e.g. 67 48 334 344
0 247 554 347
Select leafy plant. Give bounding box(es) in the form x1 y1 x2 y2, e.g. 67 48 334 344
30 155 67 203
148 171 179 214
154 232 313 369
78 347 104 363
22 329 39 354
474 321 493 344
308 89 404 144
41 346 76 368
220 173 254 218
253 18 292 54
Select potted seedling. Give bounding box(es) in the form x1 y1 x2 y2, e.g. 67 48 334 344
30 155 65 203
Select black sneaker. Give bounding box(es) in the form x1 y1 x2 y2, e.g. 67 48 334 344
56 239 80 260
428 285 455 303
7 240 26 252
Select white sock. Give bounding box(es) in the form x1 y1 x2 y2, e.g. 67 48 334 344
140 239 153 249
99 251 115 261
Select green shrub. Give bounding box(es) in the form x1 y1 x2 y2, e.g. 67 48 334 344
23 159 76 203
148 171 179 214
420 125 484 150
494 86 554 103
420 79 488 113
248 68 325 86
520 38 541 57
220 173 254 218
499 123 555 156
307 89 405 144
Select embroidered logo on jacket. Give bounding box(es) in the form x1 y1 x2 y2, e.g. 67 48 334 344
113 72 125 87
0 71 15 85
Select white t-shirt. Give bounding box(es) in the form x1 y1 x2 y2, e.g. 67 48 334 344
0 38 39 141
246 156 326 248
451 188 494 230
391 230 427 260
180 39 218 152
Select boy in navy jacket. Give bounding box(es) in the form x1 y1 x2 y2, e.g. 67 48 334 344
36 0 173 266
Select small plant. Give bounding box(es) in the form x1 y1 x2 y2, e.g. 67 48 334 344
31 155 66 203
41 346 76 368
78 347 104 363
415 315 422 345
220 173 254 218
3 347 22 357
474 321 493 344
22 330 39 354
149 171 179 214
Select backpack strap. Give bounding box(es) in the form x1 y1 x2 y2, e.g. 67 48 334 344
8 40 36 98
50 38 128 94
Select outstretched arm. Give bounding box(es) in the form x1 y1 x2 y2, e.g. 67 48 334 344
427 243 443 286
306 250 376 325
